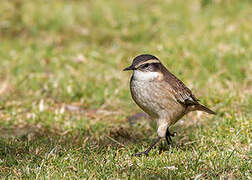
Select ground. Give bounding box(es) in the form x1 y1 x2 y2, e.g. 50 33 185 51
0 0 251 179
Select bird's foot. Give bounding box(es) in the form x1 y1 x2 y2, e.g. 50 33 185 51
134 150 149 157
133 137 161 157
165 130 177 145
170 131 177 137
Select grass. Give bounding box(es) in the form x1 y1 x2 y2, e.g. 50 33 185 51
0 0 251 179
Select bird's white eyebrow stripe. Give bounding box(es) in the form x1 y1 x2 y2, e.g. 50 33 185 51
135 59 160 68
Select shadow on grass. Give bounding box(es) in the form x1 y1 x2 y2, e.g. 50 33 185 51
0 112 211 177
0 113 203 155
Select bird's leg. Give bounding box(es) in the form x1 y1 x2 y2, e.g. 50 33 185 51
165 128 176 145
134 136 161 157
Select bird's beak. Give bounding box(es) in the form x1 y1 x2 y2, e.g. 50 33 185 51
123 65 135 71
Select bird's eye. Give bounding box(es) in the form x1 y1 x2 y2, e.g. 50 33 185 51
143 63 149 68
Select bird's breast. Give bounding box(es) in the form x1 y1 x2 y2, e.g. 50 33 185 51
130 77 185 125
130 79 160 118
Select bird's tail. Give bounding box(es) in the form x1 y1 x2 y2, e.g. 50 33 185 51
196 104 216 115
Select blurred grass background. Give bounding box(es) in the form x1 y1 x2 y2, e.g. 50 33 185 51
0 0 251 179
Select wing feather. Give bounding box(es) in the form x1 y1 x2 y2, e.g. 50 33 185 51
161 66 199 106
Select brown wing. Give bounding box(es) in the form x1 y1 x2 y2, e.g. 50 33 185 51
161 66 199 107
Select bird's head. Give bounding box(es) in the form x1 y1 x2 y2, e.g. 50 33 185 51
124 54 163 81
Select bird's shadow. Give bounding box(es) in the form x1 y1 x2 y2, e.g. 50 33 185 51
0 112 211 167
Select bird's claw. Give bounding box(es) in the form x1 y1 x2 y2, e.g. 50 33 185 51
134 151 149 157
165 130 177 145
170 131 177 137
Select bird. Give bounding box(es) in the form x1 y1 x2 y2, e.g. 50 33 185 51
123 54 216 156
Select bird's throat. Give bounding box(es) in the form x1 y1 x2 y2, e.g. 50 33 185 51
133 70 160 81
